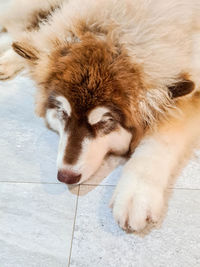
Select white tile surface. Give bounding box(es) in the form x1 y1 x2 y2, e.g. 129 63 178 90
0 183 78 267
70 185 200 267
175 149 200 189
0 76 59 183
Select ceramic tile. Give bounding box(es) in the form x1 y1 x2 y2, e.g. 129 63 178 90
70 185 200 267
0 76 60 183
0 183 78 267
175 148 200 189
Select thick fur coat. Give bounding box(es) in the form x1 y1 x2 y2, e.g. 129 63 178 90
0 0 200 232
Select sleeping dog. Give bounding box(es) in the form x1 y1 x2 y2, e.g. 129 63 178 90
1 0 200 232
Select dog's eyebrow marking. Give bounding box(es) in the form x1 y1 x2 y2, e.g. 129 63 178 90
88 107 110 125
56 96 71 116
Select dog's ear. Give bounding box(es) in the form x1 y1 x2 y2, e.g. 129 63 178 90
168 78 195 98
12 42 39 61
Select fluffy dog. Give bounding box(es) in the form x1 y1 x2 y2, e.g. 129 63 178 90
1 0 200 232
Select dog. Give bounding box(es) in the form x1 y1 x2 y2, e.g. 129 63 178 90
1 0 200 232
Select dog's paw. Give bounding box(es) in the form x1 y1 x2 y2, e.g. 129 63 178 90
110 174 164 232
0 50 23 80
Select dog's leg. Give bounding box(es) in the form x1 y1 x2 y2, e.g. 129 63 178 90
110 103 199 232
0 48 24 80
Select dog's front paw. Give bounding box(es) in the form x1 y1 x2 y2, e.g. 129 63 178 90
110 174 164 232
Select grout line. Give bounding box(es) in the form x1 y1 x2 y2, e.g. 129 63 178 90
81 184 200 190
68 185 80 267
1 180 200 191
82 183 116 186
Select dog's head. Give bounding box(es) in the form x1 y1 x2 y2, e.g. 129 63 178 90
13 35 195 184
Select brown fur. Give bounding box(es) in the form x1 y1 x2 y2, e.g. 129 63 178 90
1 0 200 231
47 92 130 163
11 15 197 156
26 5 60 31
33 36 145 150
46 91 127 163
3 0 199 144
64 117 93 164
12 29 196 156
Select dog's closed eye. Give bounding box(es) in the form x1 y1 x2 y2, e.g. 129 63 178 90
57 108 68 120
92 115 117 135
48 94 71 116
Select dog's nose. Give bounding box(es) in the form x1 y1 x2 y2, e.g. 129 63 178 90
57 170 81 184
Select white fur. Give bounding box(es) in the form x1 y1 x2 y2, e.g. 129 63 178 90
111 99 200 231
5 0 199 123
58 125 132 183
110 136 170 231
0 0 63 36
46 108 62 133
46 108 69 171
0 32 12 55
1 0 200 232
46 104 132 183
57 131 69 170
56 96 71 116
1 0 200 119
88 107 110 125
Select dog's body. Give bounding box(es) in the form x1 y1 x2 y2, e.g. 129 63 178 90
1 0 200 232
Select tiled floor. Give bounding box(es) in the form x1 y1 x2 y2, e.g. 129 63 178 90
1 75 200 267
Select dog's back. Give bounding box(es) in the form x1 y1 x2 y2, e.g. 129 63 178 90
1 0 200 121
0 0 64 35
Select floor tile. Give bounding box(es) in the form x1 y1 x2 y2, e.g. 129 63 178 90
0 183 78 267
175 148 200 189
0 76 59 183
70 185 200 267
